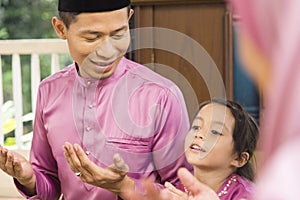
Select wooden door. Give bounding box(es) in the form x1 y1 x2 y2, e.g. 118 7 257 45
130 0 233 119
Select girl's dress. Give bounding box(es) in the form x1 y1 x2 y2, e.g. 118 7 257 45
217 173 253 200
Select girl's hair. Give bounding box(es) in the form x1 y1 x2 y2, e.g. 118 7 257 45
195 98 259 181
58 5 132 29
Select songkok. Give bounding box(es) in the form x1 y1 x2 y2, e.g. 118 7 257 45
58 0 131 12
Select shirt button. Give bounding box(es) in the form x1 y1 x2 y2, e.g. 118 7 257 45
86 127 92 132
85 151 90 155
87 81 91 85
88 104 94 109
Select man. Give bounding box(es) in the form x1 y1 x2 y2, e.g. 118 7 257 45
0 0 191 199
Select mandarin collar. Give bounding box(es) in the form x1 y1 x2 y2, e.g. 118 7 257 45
74 56 127 87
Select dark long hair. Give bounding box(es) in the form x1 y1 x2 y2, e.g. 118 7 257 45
195 98 259 181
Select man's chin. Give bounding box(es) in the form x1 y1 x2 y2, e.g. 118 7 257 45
99 62 114 73
97 66 116 80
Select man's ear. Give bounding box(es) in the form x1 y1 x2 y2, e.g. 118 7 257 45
52 17 67 40
128 9 134 21
231 152 250 168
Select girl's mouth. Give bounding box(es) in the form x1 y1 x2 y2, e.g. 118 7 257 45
190 143 206 153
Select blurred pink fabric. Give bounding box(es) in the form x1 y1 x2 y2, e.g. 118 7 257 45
229 0 300 199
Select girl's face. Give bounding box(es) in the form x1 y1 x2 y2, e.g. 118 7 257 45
53 7 134 80
185 103 238 170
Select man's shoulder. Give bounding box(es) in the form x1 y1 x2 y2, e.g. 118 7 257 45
39 63 75 87
124 58 177 89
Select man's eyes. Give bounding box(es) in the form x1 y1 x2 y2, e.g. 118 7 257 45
111 32 126 40
85 37 98 42
83 33 126 42
83 35 100 42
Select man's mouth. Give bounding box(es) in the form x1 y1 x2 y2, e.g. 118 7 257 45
89 59 114 67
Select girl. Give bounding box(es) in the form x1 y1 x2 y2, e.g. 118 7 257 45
130 99 259 200
177 99 258 199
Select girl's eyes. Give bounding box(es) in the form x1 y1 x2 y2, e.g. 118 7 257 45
211 130 223 136
191 125 201 131
191 125 223 136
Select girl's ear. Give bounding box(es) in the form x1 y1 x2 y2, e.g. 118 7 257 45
231 152 250 168
52 17 67 40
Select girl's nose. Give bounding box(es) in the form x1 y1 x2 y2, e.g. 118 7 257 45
194 130 206 140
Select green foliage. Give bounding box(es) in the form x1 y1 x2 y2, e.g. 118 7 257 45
0 27 9 39
0 0 72 115
0 0 57 39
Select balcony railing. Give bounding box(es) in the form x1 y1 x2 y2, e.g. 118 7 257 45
0 39 69 150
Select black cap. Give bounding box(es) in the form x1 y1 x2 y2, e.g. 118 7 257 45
58 0 131 12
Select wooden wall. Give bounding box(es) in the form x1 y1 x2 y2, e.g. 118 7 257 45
130 0 233 119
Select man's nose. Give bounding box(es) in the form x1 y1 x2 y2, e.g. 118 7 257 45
95 39 116 60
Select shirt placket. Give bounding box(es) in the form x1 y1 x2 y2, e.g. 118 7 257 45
82 80 98 155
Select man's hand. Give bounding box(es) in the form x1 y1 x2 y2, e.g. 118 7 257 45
0 145 36 195
177 168 220 200
62 142 134 198
164 181 189 200
127 168 221 200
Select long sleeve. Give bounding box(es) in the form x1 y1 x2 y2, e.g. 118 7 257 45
151 84 192 187
16 85 61 200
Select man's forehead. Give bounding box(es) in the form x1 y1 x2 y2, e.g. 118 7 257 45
70 11 129 34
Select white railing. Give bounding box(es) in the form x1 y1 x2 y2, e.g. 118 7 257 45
0 39 69 150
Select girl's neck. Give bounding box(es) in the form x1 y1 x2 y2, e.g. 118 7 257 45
193 166 235 192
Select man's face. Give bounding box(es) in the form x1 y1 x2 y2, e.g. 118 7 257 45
64 7 133 79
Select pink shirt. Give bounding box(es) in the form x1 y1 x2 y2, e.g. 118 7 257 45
176 173 253 199
17 57 191 199
217 174 254 200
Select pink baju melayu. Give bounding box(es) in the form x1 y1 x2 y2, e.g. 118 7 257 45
16 57 191 199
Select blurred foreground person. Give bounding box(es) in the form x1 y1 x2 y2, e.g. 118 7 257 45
231 0 300 199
